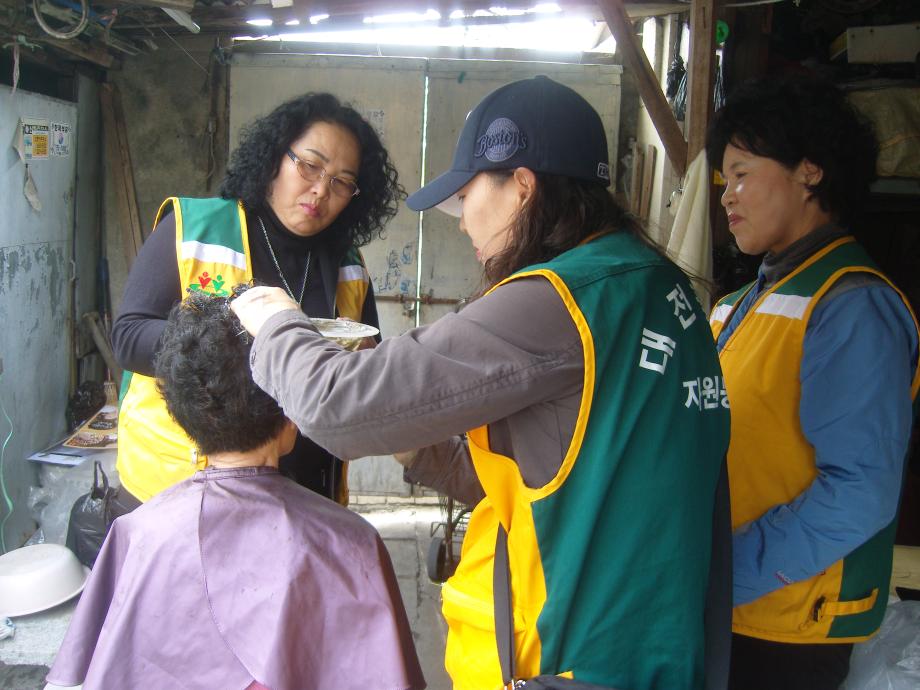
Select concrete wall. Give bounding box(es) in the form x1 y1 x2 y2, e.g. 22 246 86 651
105 36 231 312
0 86 77 550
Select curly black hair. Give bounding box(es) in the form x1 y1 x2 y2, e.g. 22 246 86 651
220 92 404 253
154 288 286 456
705 75 878 226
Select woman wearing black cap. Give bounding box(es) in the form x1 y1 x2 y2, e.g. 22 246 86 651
233 76 729 690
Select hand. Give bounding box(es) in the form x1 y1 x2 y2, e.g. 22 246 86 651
231 286 300 337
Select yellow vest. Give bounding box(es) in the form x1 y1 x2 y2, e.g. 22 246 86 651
711 237 920 643
117 197 369 503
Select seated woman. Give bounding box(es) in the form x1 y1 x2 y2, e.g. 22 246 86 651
46 289 425 690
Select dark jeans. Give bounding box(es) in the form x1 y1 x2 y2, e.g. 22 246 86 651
729 633 853 690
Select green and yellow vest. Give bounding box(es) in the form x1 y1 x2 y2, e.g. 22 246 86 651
116 197 370 503
710 237 920 643
443 232 730 690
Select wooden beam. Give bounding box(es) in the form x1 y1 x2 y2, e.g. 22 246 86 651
108 0 194 10
41 37 115 68
596 0 687 177
100 83 144 269
686 0 717 164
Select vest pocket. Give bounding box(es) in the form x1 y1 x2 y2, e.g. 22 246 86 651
811 588 879 622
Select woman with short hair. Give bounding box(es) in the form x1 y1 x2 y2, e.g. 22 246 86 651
49 290 424 690
706 75 920 690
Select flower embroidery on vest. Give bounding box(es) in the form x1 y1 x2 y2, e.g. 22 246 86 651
188 272 229 296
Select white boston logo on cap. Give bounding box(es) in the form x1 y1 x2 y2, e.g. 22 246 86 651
475 118 527 163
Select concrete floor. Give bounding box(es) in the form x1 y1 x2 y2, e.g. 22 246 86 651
0 502 451 690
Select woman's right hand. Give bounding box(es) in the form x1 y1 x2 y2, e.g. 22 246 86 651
231 286 301 337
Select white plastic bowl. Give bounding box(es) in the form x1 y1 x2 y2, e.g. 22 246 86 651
0 544 89 617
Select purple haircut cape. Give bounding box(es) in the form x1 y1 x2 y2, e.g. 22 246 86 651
47 466 425 690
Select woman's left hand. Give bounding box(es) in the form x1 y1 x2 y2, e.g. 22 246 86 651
231 286 300 337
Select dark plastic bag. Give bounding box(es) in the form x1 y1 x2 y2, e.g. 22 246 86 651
65 461 115 568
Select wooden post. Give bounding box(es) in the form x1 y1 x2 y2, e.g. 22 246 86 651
596 0 688 177
686 0 718 164
640 144 657 222
99 83 144 269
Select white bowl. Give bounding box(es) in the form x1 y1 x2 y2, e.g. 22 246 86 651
0 544 89 617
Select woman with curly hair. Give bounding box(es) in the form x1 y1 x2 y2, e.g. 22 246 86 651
706 75 920 689
111 92 403 512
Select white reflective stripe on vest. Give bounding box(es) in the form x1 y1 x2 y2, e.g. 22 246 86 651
181 240 247 270
338 264 367 282
754 293 811 319
710 303 733 324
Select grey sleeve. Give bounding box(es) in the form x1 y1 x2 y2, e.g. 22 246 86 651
250 276 583 461
403 436 485 506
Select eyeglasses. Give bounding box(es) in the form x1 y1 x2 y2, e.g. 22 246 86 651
286 150 360 199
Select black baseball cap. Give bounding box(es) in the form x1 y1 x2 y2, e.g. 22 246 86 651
407 75 611 216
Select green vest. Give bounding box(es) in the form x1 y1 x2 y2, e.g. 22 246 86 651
443 232 730 689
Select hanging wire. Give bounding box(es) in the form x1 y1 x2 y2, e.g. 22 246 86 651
32 0 89 40
0 377 15 554
159 27 208 74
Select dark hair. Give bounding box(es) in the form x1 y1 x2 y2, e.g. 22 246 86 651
705 75 878 226
482 171 646 287
154 288 287 456
220 92 404 254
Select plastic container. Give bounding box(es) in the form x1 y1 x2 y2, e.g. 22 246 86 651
0 543 88 617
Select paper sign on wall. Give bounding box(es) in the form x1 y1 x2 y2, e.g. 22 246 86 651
13 117 50 160
51 122 71 157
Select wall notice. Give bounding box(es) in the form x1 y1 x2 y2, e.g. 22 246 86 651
14 118 51 160
51 122 71 157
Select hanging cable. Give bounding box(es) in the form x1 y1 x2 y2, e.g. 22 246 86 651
32 0 88 40
0 374 15 554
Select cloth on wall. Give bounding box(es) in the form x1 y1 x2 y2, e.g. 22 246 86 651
848 87 920 179
667 150 712 311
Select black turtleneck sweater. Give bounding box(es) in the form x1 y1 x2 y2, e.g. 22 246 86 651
111 201 373 499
